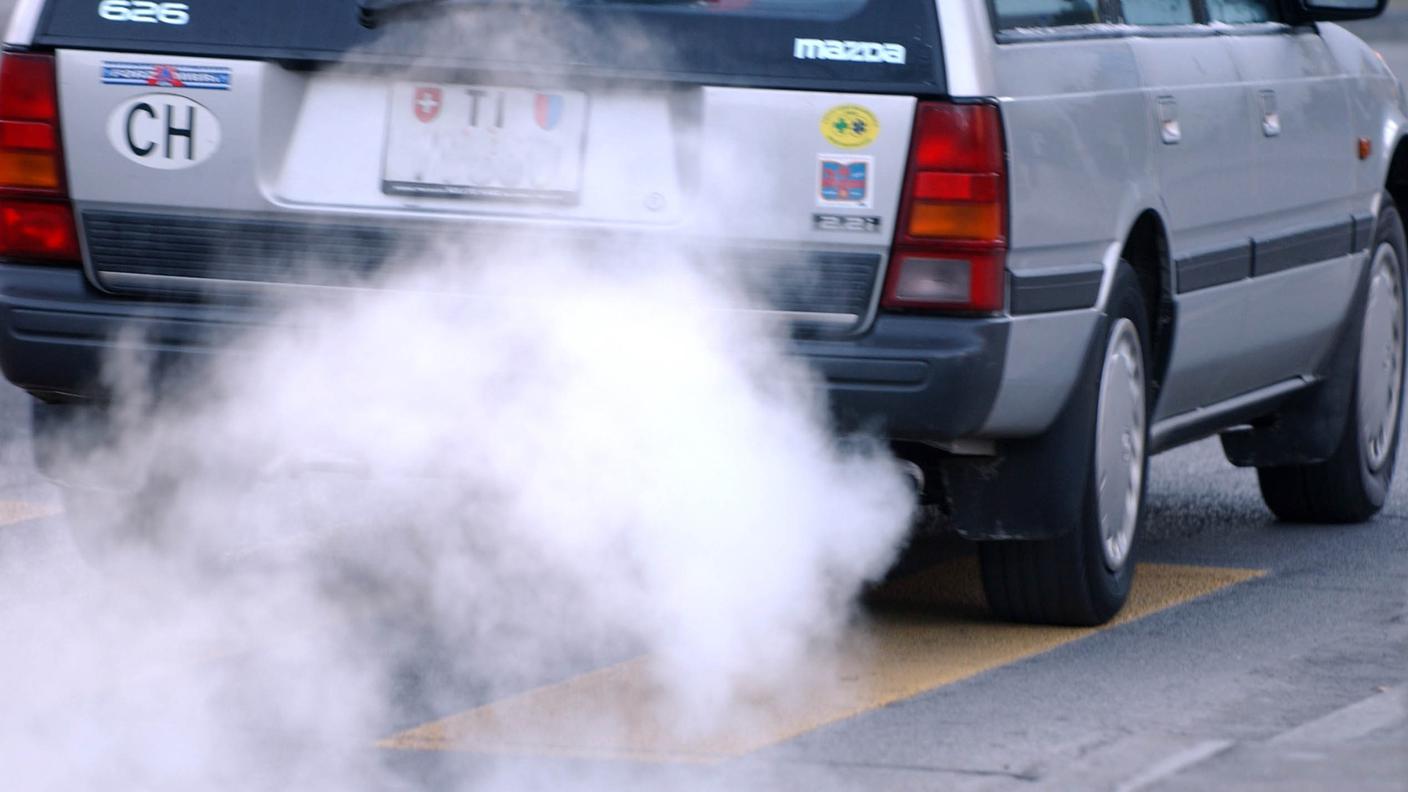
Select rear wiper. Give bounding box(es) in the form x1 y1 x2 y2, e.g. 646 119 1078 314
358 0 709 29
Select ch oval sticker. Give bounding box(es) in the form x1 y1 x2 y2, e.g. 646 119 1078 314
106 94 221 170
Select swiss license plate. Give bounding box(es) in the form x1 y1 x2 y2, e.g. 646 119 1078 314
382 83 588 203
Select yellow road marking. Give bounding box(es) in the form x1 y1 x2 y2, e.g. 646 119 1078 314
381 561 1263 763
0 499 61 527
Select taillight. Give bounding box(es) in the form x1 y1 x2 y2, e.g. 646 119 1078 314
0 53 80 263
884 102 1007 313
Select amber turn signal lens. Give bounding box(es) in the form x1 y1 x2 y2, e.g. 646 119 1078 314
908 202 1003 241
0 150 60 190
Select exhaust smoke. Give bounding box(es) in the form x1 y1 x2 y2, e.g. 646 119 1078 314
0 237 917 789
0 7 923 786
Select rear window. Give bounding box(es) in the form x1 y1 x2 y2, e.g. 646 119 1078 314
990 0 1100 29
35 0 944 93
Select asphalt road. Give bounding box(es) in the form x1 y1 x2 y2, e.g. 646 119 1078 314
0 373 1403 792
0 5 1404 792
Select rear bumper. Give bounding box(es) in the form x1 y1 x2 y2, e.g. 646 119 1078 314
0 263 265 400
0 262 1011 440
795 316 1008 440
8 261 1116 540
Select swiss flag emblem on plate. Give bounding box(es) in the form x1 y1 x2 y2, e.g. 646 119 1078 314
413 87 442 123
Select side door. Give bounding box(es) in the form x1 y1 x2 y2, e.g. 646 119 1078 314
1213 0 1363 392
1121 0 1263 419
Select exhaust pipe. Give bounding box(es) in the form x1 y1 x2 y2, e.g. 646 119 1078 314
899 460 926 496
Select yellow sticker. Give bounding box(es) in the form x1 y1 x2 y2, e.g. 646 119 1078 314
821 105 880 149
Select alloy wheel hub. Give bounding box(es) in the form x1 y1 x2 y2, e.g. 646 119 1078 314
1359 242 1404 473
1095 318 1146 573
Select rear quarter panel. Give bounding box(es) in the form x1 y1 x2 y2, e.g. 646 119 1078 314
980 35 1156 434
3 0 40 45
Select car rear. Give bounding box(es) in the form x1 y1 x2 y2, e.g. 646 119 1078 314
0 1 1026 444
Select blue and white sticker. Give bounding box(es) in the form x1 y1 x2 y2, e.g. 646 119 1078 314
102 62 232 91
818 154 873 209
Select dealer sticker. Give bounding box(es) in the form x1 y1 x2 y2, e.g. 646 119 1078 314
821 105 879 149
102 62 232 91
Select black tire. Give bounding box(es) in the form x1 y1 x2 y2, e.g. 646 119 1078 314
979 262 1152 626
1257 200 1407 523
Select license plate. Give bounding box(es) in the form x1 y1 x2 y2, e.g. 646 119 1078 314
382 83 588 204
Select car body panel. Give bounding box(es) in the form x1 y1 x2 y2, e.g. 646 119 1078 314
1129 34 1266 417
936 0 997 97
55 49 920 338
3 0 43 45
1221 27 1362 396
978 37 1149 433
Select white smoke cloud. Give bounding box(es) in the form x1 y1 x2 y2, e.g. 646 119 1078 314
0 3 921 786
0 235 915 790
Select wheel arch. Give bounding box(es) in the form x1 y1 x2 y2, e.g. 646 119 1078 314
1117 209 1175 409
1387 135 1408 213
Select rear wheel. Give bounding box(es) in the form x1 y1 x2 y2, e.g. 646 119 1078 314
1257 202 1407 523
979 263 1151 626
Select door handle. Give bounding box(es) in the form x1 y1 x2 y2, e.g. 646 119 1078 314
1157 96 1181 145
1259 89 1281 138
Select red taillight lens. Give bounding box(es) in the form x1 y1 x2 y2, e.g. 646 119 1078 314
0 53 79 264
0 200 80 260
910 103 1004 173
0 54 59 122
885 103 1007 313
0 121 57 151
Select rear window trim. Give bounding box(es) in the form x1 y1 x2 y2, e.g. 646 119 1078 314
991 20 1293 44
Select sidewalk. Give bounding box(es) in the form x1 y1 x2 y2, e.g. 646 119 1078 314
1149 688 1408 792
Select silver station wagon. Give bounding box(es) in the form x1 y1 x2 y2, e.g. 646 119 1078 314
0 0 1402 625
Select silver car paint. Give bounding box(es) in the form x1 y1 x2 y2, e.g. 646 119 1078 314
1319 23 1407 201
982 308 1100 435
977 38 1149 434
1128 34 1270 419
1220 30 1360 399
2 0 42 46
980 21 1401 435
58 49 915 309
936 0 997 97
1225 29 1356 231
